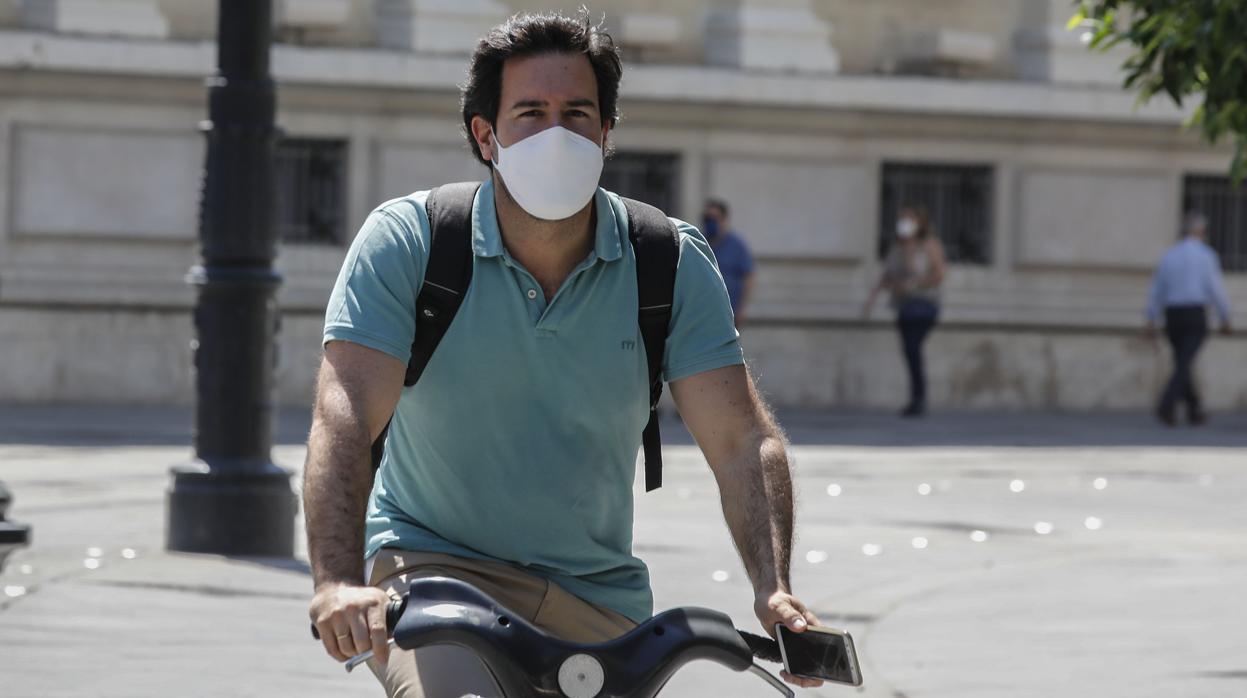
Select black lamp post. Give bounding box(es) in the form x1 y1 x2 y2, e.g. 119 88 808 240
166 0 296 556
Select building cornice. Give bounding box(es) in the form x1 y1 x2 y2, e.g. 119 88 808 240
0 29 1193 125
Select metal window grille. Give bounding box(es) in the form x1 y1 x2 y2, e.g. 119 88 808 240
600 152 682 217
879 162 994 265
275 137 347 245
1182 174 1247 272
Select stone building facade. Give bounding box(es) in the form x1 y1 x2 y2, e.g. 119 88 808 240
1 0 1244 410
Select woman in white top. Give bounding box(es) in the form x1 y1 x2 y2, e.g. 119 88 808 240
862 206 947 417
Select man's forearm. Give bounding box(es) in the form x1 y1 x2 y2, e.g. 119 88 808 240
303 415 374 590
715 424 794 596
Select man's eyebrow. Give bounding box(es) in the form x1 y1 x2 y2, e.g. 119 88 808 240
508 98 598 110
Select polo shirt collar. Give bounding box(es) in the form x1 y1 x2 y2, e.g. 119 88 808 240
472 178 623 262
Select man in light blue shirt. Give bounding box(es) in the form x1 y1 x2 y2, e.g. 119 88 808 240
303 11 825 696
1146 212 1233 425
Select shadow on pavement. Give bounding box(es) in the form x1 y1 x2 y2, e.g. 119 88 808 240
0 405 313 447
229 556 313 577
2 403 1246 449
659 408 1247 448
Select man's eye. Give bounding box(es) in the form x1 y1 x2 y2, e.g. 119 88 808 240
567 109 589 118
520 110 542 118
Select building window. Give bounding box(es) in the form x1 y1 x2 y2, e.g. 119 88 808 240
601 152 681 217
1183 174 1247 272
879 162 993 265
275 137 347 245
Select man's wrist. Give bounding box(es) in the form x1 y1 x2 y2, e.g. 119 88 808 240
313 570 365 591
753 578 791 599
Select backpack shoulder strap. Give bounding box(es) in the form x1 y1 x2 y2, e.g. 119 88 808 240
405 182 479 386
370 181 479 471
621 197 679 492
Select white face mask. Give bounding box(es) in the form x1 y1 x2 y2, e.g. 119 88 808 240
491 126 604 221
896 218 918 239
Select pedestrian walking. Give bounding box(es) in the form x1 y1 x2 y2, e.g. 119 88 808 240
862 206 947 417
702 199 755 327
1146 211 1233 426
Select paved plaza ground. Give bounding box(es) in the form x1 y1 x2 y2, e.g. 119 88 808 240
1 405 1245 697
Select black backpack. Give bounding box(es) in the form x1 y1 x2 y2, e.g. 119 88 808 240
369 182 679 492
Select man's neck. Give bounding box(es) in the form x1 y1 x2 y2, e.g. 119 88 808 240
492 173 596 298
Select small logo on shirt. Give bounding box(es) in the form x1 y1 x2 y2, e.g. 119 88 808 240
621 340 636 350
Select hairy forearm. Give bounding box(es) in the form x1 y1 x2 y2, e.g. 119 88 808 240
303 405 374 590
715 420 795 596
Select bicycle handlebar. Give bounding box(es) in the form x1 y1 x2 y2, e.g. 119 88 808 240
311 576 793 697
311 594 782 663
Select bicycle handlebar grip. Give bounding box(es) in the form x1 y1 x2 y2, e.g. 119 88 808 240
386 595 407 632
310 597 407 641
739 630 782 663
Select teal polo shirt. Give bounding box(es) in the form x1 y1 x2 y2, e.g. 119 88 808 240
323 179 743 622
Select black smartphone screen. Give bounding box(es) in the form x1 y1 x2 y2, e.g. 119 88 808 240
777 625 861 685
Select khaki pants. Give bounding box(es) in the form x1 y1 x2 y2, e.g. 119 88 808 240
366 550 636 698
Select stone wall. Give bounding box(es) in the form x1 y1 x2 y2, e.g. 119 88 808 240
743 323 1247 411
0 307 321 407
5 305 1245 412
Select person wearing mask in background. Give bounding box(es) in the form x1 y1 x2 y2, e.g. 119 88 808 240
1146 211 1233 426
703 199 755 328
862 206 947 418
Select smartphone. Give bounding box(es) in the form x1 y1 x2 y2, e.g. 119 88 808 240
775 624 863 686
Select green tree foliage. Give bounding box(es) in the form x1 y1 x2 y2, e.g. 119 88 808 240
1073 0 1247 181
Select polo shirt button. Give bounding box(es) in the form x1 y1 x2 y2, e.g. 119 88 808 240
527 289 538 300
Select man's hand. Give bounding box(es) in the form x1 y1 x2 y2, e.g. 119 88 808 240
310 583 393 664
755 590 824 689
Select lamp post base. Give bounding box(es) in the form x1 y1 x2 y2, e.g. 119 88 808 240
0 481 31 573
166 462 297 556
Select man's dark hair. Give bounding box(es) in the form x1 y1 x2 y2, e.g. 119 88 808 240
461 11 623 165
705 198 730 219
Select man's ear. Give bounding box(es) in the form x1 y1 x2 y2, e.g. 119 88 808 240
470 115 495 162
600 122 612 155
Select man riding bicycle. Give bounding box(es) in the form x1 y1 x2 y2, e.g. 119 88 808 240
304 11 824 696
